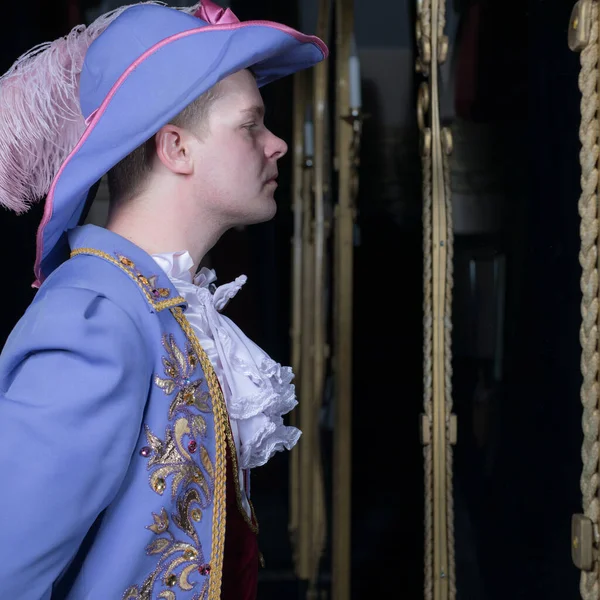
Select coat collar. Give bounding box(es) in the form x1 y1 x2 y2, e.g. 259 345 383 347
68 224 187 313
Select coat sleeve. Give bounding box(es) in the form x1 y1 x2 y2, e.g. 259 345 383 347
0 286 152 599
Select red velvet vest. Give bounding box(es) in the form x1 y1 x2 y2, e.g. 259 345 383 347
221 438 259 599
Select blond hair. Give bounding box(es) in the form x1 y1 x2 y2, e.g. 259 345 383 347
106 84 222 204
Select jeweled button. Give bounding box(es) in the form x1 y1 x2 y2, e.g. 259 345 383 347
188 440 197 453
119 256 134 267
191 509 202 522
165 574 177 587
139 446 151 457
153 478 166 494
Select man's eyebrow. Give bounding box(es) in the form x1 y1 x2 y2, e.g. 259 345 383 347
240 105 265 119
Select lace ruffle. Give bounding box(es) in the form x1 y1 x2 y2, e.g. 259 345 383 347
152 251 301 470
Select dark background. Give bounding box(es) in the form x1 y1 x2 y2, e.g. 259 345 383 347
0 0 585 598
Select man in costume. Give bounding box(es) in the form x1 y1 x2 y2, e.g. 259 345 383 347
0 2 327 598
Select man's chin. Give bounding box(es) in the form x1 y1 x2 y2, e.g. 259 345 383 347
233 200 277 229
255 196 278 222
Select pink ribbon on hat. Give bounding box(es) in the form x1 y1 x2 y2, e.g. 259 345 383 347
194 0 239 25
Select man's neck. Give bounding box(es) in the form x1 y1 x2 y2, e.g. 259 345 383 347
105 201 223 272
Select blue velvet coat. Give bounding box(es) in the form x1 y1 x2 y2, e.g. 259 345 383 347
0 224 251 599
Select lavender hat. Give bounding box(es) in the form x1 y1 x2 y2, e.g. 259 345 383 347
0 1 327 286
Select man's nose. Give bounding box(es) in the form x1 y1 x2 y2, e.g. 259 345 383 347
266 130 288 160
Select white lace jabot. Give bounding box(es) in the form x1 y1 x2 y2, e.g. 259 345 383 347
152 251 301 470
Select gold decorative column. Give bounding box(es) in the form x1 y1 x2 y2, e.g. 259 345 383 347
332 0 360 598
289 0 330 595
308 0 331 590
416 1 456 599
289 66 312 577
568 3 600 600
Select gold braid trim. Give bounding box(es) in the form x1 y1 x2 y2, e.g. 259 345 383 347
171 307 227 599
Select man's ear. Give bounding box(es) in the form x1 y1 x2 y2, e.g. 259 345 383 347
154 124 194 175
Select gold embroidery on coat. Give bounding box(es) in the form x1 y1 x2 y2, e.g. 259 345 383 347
154 335 211 419
144 426 209 502
124 334 216 599
71 249 221 598
170 307 228 599
123 515 205 600
70 248 185 312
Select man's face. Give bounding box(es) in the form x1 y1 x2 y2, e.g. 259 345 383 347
189 69 288 228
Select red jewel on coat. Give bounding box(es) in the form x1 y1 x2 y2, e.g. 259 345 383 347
140 446 151 457
199 563 211 576
188 440 197 453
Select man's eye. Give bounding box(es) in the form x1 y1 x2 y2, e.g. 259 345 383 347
244 122 257 130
